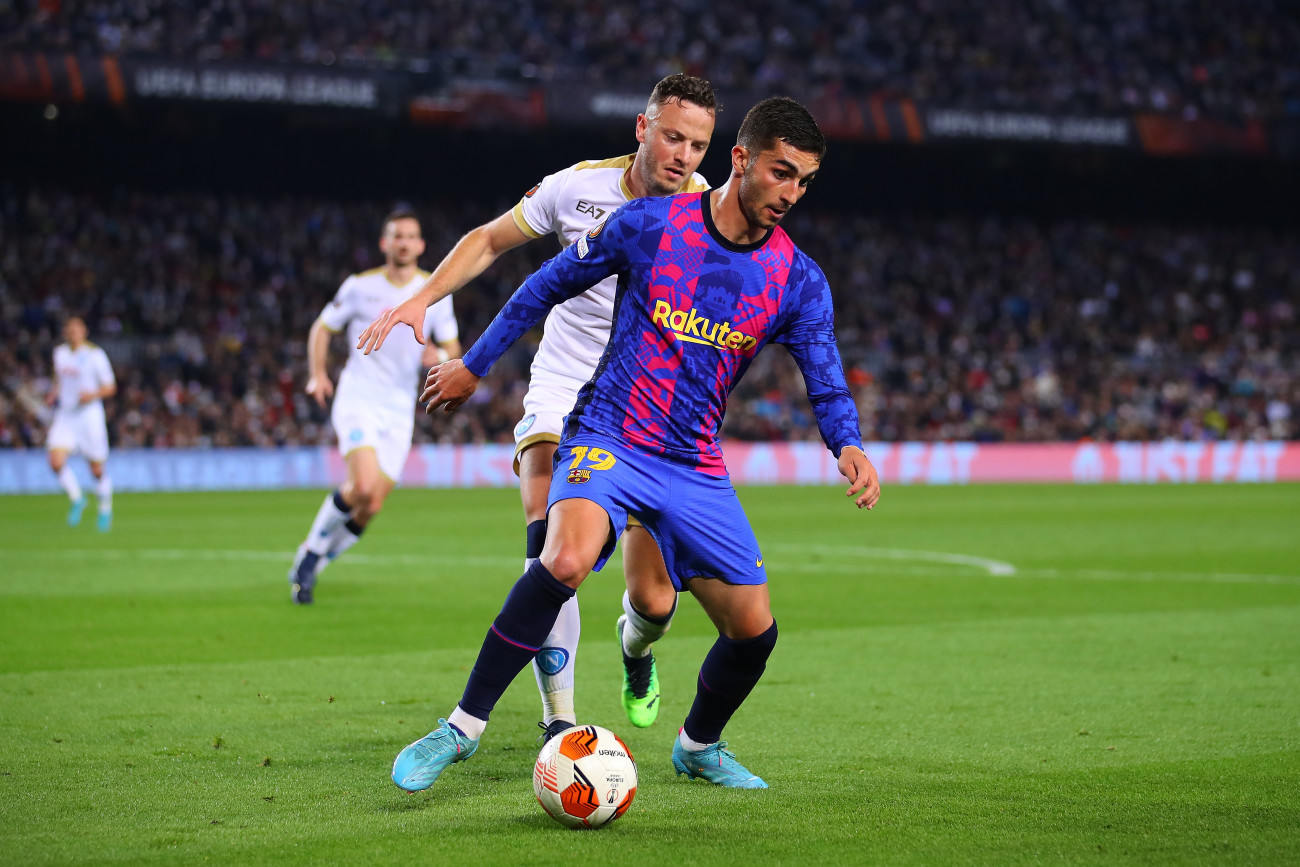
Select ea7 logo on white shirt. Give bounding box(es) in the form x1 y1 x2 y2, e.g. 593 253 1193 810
576 201 607 221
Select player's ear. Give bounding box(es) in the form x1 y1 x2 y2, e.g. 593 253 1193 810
634 113 649 144
731 144 750 175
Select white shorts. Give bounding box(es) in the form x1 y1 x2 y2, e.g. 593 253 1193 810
47 410 109 462
331 398 414 483
513 364 590 473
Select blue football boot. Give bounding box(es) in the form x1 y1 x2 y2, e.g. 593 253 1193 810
67 497 87 527
392 719 479 792
536 719 574 744
287 543 320 604
671 739 768 789
97 510 112 533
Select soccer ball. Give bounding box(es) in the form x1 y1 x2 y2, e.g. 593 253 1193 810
533 724 637 829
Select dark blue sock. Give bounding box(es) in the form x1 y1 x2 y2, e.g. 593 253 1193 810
459 561 575 721
332 489 352 513
683 621 778 745
525 519 547 560
344 517 365 536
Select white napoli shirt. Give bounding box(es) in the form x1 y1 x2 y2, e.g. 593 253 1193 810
53 342 115 415
512 155 709 382
317 268 458 416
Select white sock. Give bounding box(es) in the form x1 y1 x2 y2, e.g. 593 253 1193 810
679 728 716 752
533 594 580 726
330 519 365 556
95 475 113 514
448 705 487 740
310 520 365 578
620 590 675 658
304 490 351 555
57 466 82 502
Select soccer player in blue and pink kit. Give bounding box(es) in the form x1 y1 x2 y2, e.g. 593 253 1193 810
393 97 882 792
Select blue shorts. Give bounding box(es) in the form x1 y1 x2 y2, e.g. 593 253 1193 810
548 436 767 590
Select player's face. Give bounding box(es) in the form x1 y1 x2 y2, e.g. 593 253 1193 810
735 141 820 231
379 218 426 267
63 319 87 346
634 98 715 196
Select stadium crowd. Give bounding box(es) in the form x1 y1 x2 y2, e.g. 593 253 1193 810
5 0 1298 122
1 186 1295 452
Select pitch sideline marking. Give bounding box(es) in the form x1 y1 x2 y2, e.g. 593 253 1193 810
4 547 1300 587
768 543 1018 576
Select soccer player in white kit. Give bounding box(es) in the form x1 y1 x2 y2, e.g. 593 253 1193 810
46 317 117 531
287 209 461 604
356 75 717 740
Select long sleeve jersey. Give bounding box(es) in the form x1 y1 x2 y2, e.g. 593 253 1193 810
463 191 862 476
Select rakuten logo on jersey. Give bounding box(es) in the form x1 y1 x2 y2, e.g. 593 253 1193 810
650 300 758 352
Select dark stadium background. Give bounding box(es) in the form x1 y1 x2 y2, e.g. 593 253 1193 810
2 3 1298 454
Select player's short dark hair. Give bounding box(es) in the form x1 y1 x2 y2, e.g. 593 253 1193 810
382 208 421 234
648 73 719 115
737 97 826 160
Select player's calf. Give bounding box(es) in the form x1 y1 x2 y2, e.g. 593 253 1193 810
616 591 675 727
681 620 778 747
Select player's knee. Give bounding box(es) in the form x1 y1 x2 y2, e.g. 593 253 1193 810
542 548 594 588
348 477 379 506
48 454 63 472
724 619 778 663
628 582 676 621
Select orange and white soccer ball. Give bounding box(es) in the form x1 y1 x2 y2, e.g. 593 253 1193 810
533 724 637 829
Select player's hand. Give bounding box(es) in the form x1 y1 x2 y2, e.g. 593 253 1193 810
837 446 881 510
305 375 334 408
77 391 97 405
45 391 57 407
356 295 428 356
421 358 479 414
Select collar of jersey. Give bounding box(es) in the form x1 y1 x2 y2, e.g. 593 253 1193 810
698 192 773 254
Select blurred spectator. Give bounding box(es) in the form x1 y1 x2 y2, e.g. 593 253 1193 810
3 0 1297 121
1 186 1296 450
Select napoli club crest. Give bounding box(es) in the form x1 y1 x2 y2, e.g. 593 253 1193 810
567 467 591 484
536 647 569 675
514 414 536 438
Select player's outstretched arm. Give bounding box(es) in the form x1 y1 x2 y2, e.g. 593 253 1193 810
304 318 335 408
838 445 882 510
357 213 531 355
447 201 637 403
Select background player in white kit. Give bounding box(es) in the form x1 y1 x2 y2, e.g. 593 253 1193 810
46 316 117 531
287 209 461 604
356 75 717 740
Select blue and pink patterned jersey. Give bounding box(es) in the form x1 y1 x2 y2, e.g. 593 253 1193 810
462 192 862 475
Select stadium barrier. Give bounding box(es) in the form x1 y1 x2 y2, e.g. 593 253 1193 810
0 52 1279 157
1 441 1296 494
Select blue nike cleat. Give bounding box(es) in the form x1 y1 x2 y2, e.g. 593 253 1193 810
392 719 479 792
67 497 87 527
288 544 319 604
671 739 768 789
536 719 574 744
97 511 112 533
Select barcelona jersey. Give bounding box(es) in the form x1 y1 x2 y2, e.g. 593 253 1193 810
462 192 862 476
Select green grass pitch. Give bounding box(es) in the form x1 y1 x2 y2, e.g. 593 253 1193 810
2 483 1298 864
